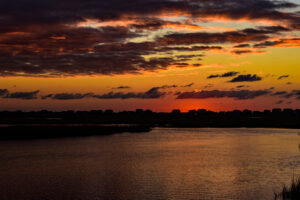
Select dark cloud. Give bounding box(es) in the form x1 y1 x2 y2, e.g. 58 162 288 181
0 50 183 77
176 55 198 60
0 0 299 77
278 75 289 80
0 84 197 101
4 90 40 99
266 90 300 100
157 83 194 88
229 74 262 82
207 71 239 79
187 0 299 24
93 87 166 99
160 85 178 89
234 44 251 48
40 87 166 100
231 50 265 55
41 94 53 100
193 64 202 67
45 93 94 100
207 75 219 79
220 72 240 77
112 86 132 90
163 46 222 52
254 38 300 48
0 38 215 77
271 91 288 96
236 85 249 88
231 50 253 55
176 89 271 100
130 18 169 30
159 26 289 45
182 83 194 88
283 90 300 99
253 41 282 48
0 0 298 31
0 89 39 99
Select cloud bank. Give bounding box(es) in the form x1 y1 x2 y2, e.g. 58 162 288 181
0 0 299 77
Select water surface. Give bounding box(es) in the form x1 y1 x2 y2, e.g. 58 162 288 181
0 128 300 200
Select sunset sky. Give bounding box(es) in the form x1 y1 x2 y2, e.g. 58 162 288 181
0 0 300 112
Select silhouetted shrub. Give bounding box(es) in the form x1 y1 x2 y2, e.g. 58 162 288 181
274 177 300 200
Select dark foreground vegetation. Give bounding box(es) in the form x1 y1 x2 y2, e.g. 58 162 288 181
0 125 151 140
0 108 300 128
275 178 300 200
0 108 299 140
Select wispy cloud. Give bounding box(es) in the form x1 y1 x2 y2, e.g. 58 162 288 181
278 75 289 80
207 71 239 79
4 90 40 100
177 89 271 100
112 86 132 90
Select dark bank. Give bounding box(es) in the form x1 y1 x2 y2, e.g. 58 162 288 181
0 125 151 140
1 108 300 140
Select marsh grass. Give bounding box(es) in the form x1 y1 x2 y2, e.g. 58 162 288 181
274 177 300 200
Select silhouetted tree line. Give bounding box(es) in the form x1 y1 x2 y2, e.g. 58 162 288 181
0 108 299 116
0 108 300 128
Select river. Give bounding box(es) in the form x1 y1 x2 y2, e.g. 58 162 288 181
0 128 300 200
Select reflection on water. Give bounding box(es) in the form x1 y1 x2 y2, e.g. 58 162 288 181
0 128 300 200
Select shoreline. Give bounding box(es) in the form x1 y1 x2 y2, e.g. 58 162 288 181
0 125 152 140
0 124 299 140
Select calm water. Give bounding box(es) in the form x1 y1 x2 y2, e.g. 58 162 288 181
0 128 300 200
